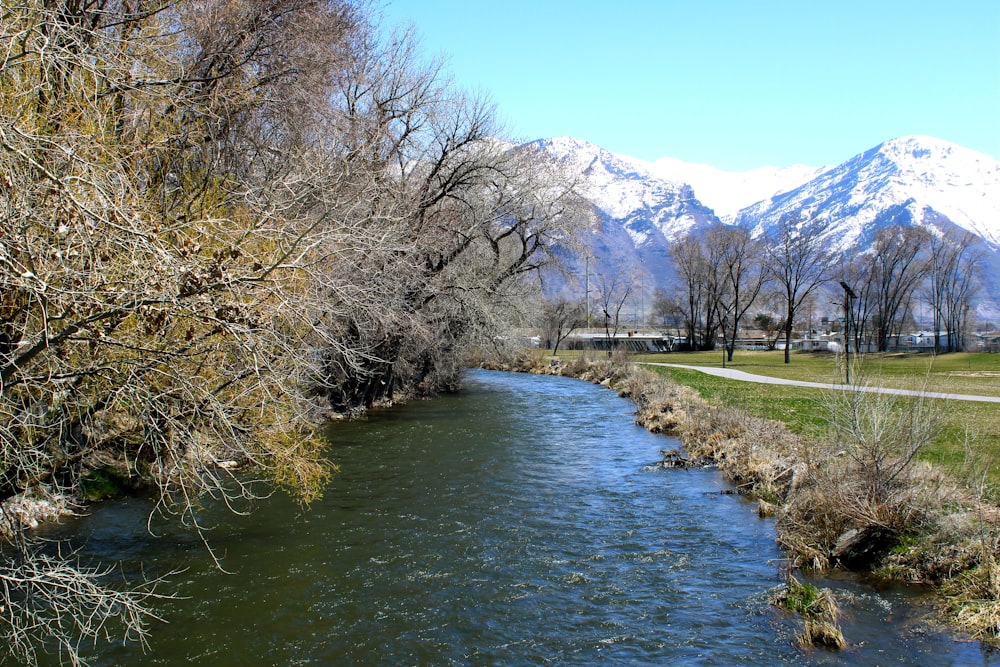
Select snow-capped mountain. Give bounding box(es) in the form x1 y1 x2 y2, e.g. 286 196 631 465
529 134 1000 320
731 136 1000 319
647 158 829 219
732 135 1000 250
532 137 717 244
530 137 720 293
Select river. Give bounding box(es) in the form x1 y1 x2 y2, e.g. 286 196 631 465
30 369 998 665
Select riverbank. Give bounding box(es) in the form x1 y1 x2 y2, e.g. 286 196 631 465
478 350 1000 647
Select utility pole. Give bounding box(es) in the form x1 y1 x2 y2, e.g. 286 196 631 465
638 270 644 330
840 281 857 384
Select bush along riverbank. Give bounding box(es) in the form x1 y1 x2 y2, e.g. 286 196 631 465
477 350 1000 649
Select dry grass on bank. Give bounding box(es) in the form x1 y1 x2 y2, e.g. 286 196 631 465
481 351 1000 647
772 575 846 649
943 559 1000 641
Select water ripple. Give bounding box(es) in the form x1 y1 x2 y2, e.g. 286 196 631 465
31 369 998 667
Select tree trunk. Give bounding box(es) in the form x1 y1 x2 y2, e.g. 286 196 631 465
784 322 792 364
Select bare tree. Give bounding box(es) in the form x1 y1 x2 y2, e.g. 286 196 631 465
0 537 172 667
541 298 586 355
836 252 867 355
766 215 836 363
926 232 981 352
0 3 587 662
865 226 930 352
651 288 685 337
0 1 496 662
595 268 635 357
705 225 767 362
319 42 587 409
670 233 722 350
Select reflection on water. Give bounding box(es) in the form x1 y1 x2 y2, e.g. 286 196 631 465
28 370 998 666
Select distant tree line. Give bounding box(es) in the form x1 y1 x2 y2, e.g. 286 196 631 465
646 216 980 360
543 216 981 362
840 224 980 355
0 1 581 662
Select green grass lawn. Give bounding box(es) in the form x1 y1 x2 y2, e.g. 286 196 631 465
637 349 1000 398
623 350 1000 493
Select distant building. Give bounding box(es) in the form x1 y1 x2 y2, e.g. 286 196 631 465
561 331 674 353
975 332 1000 352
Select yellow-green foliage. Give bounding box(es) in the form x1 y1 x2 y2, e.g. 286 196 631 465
0 0 346 517
260 428 335 505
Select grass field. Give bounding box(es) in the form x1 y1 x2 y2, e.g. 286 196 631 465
551 348 1000 490
640 349 1000 398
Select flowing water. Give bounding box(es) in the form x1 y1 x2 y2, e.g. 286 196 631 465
30 370 998 665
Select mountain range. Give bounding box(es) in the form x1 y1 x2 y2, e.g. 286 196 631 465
530 134 1000 323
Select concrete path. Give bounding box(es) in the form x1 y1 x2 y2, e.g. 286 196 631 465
639 363 1000 404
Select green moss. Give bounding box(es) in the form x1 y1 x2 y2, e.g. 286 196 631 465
754 486 782 505
890 533 920 555
775 576 821 615
80 465 134 501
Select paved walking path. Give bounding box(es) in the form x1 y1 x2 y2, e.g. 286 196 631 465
639 363 1000 404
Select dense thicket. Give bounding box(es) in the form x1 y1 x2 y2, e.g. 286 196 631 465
0 2 578 662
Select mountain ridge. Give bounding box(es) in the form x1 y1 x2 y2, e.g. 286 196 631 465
731 135 1000 250
646 157 831 219
528 134 1000 321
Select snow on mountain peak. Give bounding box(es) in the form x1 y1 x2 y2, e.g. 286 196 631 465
536 140 830 219
534 136 602 160
728 135 999 246
863 135 998 183
525 134 1000 316
534 137 671 185
646 157 829 219
528 137 700 227
860 135 1000 245
877 134 962 161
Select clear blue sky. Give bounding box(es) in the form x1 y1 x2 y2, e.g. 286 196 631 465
379 0 1000 171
